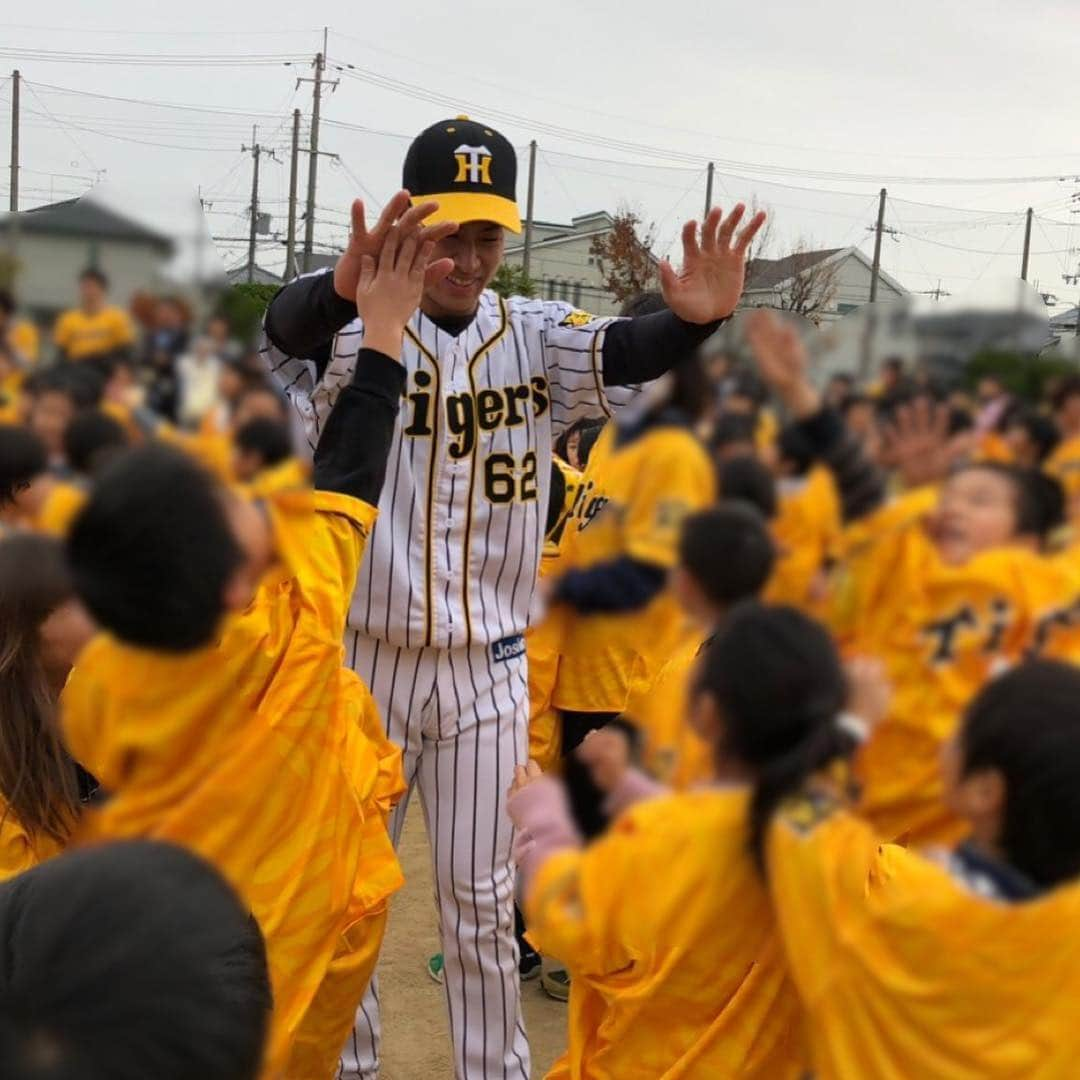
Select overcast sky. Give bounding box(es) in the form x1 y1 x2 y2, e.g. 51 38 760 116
1 0 1078 310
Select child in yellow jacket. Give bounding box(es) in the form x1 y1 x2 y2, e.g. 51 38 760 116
621 502 776 791
767 658 1080 1080
746 309 1073 846
508 602 859 1079
60 226 445 1078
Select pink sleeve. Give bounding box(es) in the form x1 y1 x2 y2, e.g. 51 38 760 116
603 766 668 818
508 775 582 892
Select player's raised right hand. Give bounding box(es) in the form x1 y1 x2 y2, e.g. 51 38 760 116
354 228 454 357
334 191 459 302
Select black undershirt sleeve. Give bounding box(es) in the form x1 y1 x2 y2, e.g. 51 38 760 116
601 310 723 388
265 271 358 381
313 348 405 506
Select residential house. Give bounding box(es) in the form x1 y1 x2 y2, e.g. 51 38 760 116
0 195 175 323
742 245 906 322
502 211 658 316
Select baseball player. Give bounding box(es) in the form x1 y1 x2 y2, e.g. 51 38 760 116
263 115 764 1079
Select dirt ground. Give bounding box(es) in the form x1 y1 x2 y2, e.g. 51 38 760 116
377 806 567 1079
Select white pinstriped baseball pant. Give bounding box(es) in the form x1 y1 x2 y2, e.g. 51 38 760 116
337 631 531 1080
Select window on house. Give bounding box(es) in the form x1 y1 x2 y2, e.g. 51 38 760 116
560 280 570 301
836 302 859 315
573 282 582 307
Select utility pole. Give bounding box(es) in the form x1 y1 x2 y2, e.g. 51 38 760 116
704 161 715 218
522 140 537 279
241 126 278 284
297 34 338 273
1020 206 1033 282
285 108 301 280
869 187 887 303
8 69 19 212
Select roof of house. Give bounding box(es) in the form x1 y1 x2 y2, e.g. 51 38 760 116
504 226 612 255
225 262 282 286
746 247 843 289
1 196 174 253
744 245 906 297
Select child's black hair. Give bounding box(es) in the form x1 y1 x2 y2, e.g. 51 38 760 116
717 455 777 519
545 461 568 538
62 410 129 477
777 423 815 477
960 660 1080 890
1006 410 1061 464
958 462 1065 542
726 370 769 409
78 266 109 289
233 418 292 472
554 417 604 466
693 602 851 870
67 446 244 652
32 364 104 411
0 840 270 1080
1050 374 1080 413
0 426 47 506
678 506 777 609
576 422 605 468
711 412 757 451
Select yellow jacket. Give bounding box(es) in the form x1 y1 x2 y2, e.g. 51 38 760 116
0 803 63 882
831 494 1069 844
622 632 714 790
768 802 1080 1079
527 788 806 1079
61 488 404 1077
554 422 714 714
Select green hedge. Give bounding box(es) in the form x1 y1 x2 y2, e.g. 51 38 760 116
965 350 1078 403
219 282 280 344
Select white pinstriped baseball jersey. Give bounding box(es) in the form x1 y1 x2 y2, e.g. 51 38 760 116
264 271 639 649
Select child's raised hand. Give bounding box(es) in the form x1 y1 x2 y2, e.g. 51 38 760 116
509 760 543 799
355 228 454 358
576 727 631 794
880 396 951 488
744 309 820 418
844 656 891 733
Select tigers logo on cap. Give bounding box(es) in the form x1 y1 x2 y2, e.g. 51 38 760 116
403 116 521 233
454 145 493 185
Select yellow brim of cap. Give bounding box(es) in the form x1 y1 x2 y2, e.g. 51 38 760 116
410 191 522 234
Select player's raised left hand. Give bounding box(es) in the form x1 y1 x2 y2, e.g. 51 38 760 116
659 204 767 324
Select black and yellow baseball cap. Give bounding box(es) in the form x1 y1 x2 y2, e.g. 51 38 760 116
403 116 521 234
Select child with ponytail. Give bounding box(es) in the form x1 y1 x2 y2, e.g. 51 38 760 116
509 601 861 1079
766 658 1080 1078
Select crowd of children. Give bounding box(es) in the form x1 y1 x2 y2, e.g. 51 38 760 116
0 200 1079 1080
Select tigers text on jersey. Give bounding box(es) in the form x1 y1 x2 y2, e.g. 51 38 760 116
264 280 639 649
831 506 1073 845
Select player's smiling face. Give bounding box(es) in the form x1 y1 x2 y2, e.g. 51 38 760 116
423 220 505 319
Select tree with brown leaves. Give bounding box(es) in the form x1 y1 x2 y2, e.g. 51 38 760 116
589 208 658 306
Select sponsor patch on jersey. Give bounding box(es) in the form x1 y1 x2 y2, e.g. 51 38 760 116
491 633 526 664
559 309 595 328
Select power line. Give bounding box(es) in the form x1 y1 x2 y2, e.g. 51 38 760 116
326 29 1080 166
0 47 304 67
330 60 1074 186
